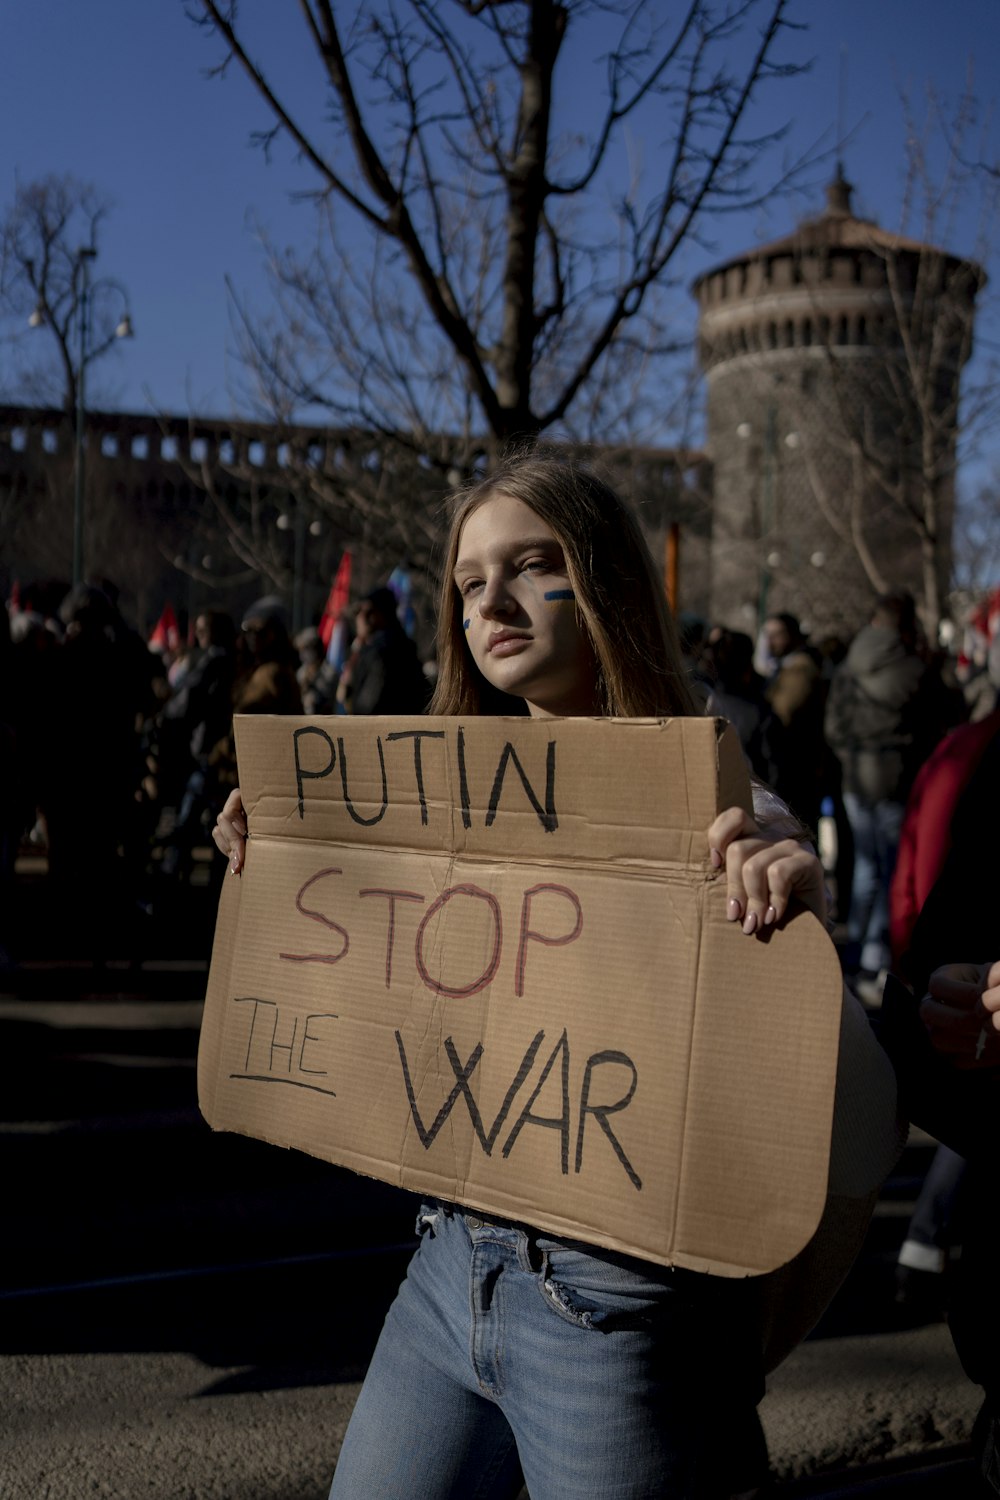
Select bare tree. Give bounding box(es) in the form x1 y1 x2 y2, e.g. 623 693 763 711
952 468 1000 598
166 409 711 642
787 230 988 631
168 413 482 641
190 0 810 456
0 176 131 417
0 177 137 587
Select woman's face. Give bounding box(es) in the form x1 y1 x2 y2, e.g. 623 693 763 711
453 493 597 717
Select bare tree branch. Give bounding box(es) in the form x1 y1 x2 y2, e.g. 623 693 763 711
189 0 812 444
0 176 129 417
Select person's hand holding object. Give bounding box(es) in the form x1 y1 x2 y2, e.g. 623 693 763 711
708 806 827 936
212 787 248 875
919 960 1000 1071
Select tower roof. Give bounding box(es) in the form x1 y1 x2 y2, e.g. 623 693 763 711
692 166 982 291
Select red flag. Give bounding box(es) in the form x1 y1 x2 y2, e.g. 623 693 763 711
149 601 180 654
319 550 353 649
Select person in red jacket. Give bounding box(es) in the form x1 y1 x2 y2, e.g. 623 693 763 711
891 708 1000 973
887 679 1000 1313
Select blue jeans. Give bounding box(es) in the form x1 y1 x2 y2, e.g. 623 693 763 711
330 1204 766 1500
906 1143 967 1258
842 793 905 975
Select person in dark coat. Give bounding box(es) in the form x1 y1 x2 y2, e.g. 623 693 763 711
347 586 430 716
158 609 238 881
761 613 828 834
34 584 161 949
208 597 303 795
825 593 954 988
704 628 781 785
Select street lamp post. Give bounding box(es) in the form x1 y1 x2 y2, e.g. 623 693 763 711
73 247 96 589
29 245 133 587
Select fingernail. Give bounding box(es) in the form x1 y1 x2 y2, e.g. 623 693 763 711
742 912 758 935
764 905 777 927
231 853 240 874
728 898 742 922
710 847 723 870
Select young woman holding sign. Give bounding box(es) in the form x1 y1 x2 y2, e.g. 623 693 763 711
213 454 899 1500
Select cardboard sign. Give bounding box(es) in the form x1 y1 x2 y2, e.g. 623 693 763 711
198 715 843 1277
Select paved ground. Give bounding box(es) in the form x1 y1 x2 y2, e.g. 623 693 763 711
0 1322 980 1499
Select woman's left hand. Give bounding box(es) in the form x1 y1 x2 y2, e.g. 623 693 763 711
708 806 828 935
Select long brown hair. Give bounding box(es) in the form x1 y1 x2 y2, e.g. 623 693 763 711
429 454 699 718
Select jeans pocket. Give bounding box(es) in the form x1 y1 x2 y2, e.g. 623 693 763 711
533 1238 680 1333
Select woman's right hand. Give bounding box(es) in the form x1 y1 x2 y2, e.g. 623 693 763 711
212 787 248 875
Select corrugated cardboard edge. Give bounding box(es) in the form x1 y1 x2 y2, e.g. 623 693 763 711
670 895 842 1276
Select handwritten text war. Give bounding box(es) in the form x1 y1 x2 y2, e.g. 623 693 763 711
232 994 642 1191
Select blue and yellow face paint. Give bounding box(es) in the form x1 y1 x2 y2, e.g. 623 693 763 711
543 589 575 605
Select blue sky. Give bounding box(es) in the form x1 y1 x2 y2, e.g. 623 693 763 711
2 1 997 448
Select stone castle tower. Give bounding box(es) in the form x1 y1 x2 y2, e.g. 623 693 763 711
692 169 983 638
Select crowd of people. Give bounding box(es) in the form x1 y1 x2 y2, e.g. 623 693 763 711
2 471 999 1494
3 570 991 955
684 597 989 998
672 591 1000 1494
0 577 432 961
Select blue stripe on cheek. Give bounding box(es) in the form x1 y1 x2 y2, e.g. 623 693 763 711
544 589 575 603
463 619 471 631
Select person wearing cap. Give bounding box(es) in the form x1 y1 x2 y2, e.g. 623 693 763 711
207 598 302 797
234 597 303 715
